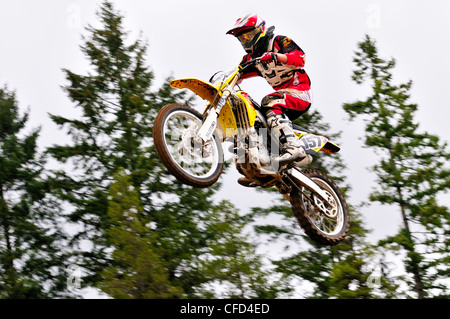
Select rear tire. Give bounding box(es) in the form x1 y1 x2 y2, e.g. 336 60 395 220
290 169 350 245
153 104 224 188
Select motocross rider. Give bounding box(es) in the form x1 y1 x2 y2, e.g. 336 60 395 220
227 14 313 186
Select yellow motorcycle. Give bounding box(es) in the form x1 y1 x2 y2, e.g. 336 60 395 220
153 58 350 245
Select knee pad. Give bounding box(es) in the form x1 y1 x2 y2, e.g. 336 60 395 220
261 93 285 109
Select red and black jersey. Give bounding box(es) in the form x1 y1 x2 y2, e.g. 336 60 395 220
240 35 311 91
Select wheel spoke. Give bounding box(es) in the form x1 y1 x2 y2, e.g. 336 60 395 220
163 110 220 179
301 179 344 236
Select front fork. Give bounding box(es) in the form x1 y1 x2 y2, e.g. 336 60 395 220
278 167 336 219
198 74 241 142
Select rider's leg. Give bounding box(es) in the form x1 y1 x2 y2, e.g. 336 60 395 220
262 92 309 166
237 90 312 187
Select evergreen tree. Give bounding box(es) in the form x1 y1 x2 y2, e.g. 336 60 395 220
196 200 286 298
98 169 181 298
343 35 450 298
0 85 69 298
47 1 158 290
273 211 399 299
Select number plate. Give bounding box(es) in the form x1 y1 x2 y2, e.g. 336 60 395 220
300 135 328 153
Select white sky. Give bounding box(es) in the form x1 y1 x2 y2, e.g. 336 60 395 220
0 0 449 252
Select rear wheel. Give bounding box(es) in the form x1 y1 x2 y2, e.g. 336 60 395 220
290 169 350 245
153 104 224 188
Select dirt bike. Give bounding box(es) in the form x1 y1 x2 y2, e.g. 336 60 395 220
153 58 350 245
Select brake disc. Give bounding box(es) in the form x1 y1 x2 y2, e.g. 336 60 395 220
179 125 213 159
313 191 338 218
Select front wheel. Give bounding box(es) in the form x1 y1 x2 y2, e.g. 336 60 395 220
153 104 224 188
290 169 350 245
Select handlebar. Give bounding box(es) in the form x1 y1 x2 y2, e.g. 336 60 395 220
239 58 261 72
208 58 263 87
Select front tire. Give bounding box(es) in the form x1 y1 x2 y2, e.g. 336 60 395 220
290 169 350 245
153 104 224 188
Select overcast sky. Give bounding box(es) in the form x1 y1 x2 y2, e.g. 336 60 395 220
0 0 449 247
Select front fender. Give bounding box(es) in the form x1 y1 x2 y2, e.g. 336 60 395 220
170 78 237 138
170 78 218 104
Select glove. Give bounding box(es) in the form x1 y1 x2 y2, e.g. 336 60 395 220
260 52 277 64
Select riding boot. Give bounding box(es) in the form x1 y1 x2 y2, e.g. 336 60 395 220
266 111 306 166
296 154 313 167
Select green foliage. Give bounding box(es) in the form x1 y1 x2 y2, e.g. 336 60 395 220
194 200 286 298
271 210 399 299
46 1 180 293
0 85 70 298
98 170 182 298
343 34 450 298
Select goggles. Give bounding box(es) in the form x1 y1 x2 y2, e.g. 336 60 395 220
237 24 264 44
237 29 257 44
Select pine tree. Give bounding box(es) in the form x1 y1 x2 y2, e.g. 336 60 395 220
195 200 286 298
343 35 450 298
47 1 158 290
267 206 400 298
0 85 69 298
98 169 181 298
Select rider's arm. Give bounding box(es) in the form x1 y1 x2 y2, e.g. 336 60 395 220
238 67 259 84
238 55 260 83
276 54 288 64
273 36 306 67
275 51 305 67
